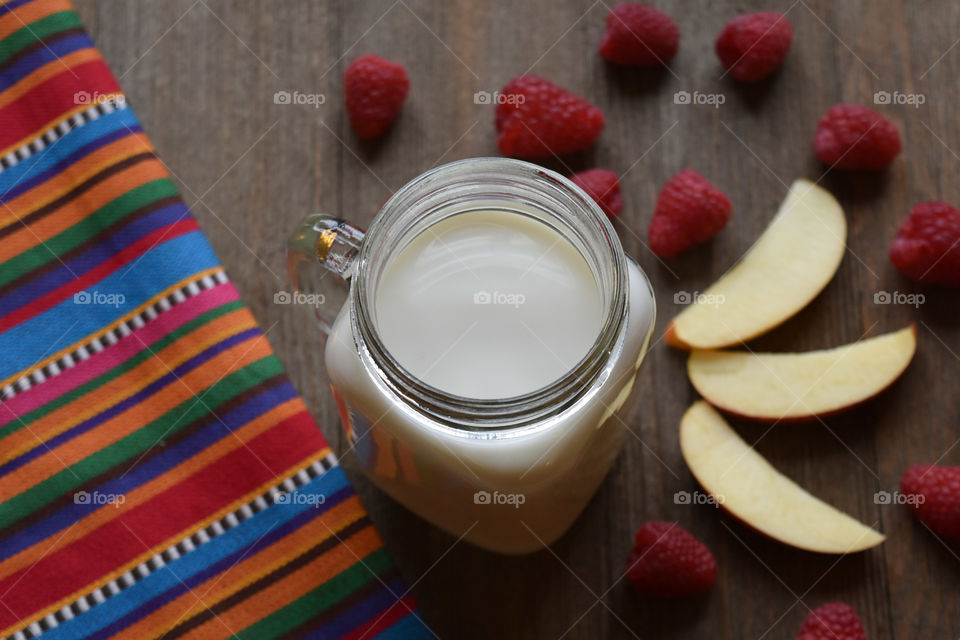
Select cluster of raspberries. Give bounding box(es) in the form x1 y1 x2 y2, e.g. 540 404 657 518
340 4 955 285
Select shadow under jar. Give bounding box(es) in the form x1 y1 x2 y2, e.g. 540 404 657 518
287 158 655 554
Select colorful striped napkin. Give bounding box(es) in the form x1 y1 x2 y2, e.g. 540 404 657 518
0 1 429 638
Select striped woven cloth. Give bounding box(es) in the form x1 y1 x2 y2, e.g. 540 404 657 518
0 1 430 638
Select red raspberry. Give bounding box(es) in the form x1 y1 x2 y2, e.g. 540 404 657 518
598 3 679 67
900 463 960 542
814 104 901 170
795 602 867 640
344 54 409 139
715 12 792 82
889 202 960 286
570 169 623 220
495 75 604 158
626 521 717 596
648 170 732 258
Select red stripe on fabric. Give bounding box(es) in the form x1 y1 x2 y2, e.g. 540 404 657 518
340 597 420 640
0 410 326 629
0 58 118 151
0 219 199 332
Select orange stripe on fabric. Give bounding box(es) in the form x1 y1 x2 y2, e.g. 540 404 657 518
0 399 309 582
5 447 333 638
0 336 274 497
0 158 168 262
0 49 102 110
0 308 257 463
0 267 224 391
0 0 72 41
115 499 372 640
0 132 153 231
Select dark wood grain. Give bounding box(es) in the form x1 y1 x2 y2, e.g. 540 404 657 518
73 1 960 638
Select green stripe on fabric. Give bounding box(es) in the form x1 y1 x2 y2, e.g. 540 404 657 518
0 179 179 288
234 548 393 640
0 354 283 528
0 300 245 440
0 11 84 64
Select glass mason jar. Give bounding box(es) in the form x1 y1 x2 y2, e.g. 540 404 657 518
287 158 655 554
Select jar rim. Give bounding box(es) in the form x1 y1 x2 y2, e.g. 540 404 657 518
351 157 629 432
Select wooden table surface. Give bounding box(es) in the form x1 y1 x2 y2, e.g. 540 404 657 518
73 1 960 638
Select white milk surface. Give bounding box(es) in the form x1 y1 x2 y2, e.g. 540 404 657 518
324 207 656 553
374 209 603 399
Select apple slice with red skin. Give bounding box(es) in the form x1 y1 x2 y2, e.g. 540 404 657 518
687 325 916 421
666 179 846 349
679 401 885 553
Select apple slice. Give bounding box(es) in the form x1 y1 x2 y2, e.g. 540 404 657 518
666 180 846 349
687 325 916 421
679 401 885 553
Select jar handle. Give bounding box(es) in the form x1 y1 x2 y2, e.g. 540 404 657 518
286 214 365 334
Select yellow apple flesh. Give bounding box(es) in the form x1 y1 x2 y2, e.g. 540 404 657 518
679 401 885 553
666 180 846 349
687 325 916 421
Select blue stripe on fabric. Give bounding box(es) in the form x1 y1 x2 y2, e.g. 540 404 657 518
0 230 220 380
0 0 38 21
0 32 92 89
38 472 353 640
0 327 260 477
0 106 140 196
0 380 298 561
304 576 409 640
0 203 189 313
374 613 435 640
0 120 142 203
